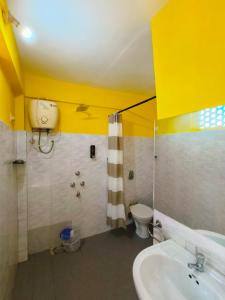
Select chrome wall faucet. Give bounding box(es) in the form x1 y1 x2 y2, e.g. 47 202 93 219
188 253 205 272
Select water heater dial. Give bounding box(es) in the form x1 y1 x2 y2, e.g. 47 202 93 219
41 115 48 124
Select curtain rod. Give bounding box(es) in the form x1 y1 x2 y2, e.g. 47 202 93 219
115 95 156 114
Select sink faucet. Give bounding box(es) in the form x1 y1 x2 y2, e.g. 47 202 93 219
188 253 205 272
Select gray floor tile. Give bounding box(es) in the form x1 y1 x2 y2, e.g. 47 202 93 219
13 224 152 300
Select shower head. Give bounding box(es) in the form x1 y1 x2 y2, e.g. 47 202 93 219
76 104 89 112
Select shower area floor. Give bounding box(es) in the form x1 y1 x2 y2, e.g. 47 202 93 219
13 224 152 300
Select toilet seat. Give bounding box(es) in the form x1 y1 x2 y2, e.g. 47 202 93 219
130 204 153 221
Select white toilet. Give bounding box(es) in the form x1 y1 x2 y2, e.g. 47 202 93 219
130 203 153 239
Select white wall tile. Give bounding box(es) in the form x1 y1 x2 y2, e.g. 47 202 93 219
25 132 153 254
0 122 18 299
155 131 225 234
124 136 154 208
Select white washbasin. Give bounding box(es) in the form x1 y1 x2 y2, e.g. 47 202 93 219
196 230 225 247
133 240 225 300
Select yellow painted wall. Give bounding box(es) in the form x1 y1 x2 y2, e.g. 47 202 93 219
157 111 201 135
0 0 155 135
152 0 225 120
24 72 156 136
0 65 14 127
0 0 23 128
14 95 25 130
157 104 225 135
0 0 23 89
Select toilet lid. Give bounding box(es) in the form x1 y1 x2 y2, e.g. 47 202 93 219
130 204 153 219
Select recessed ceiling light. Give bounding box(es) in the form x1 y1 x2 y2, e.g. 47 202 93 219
20 26 33 40
1 7 33 41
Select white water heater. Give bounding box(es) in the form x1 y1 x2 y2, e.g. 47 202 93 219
29 99 59 130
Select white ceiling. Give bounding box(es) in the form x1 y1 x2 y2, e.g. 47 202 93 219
8 0 167 94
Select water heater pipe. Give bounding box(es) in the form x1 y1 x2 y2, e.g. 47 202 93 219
38 131 54 154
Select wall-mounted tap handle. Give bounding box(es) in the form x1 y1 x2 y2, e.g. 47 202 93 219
150 220 162 228
148 228 165 243
188 252 205 272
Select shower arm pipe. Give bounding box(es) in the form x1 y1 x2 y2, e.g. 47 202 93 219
114 95 156 115
25 95 156 114
25 96 121 111
25 95 156 121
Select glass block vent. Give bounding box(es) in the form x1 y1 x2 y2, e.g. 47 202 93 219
199 106 225 129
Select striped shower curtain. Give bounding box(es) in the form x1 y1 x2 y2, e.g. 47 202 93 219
107 114 126 229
